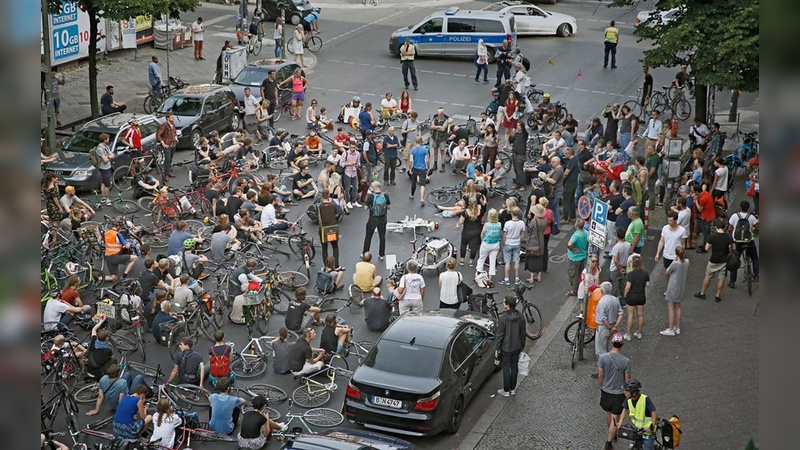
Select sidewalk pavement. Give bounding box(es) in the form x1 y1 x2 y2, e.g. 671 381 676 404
460 108 760 450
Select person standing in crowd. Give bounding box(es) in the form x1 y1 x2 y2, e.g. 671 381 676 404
292 24 306 67
494 40 512 87
598 332 631 450
643 111 662 150
500 206 525 285
602 104 620 146
511 122 529 190
566 218 588 297
640 66 653 108
260 69 278 128
595 281 623 356
624 255 649 340
361 130 379 182
654 211 686 269
603 20 619 68
438 258 461 309
408 137 429 207
618 105 635 156
694 218 733 303
609 227 631 301
191 17 205 60
476 209 503 283
624 206 645 253
542 156 565 224
525 204 547 284
317 190 340 267
399 110 418 172
711 156 729 201
340 142 361 208
661 246 688 336
50 68 66 126
474 39 490 83
273 18 284 59
395 260 425 313
689 117 709 148
148 58 162 93
400 38 418 90
578 255 601 303
382 127 400 185
561 148 580 223
362 182 390 260
694 183 715 252
458 203 484 267
157 113 177 181
431 108 451 172
727 200 759 287
495 295 526 397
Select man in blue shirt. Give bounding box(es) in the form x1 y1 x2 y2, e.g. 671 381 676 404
86 364 150 416
407 137 429 207
358 103 376 140
100 85 126 116
148 56 162 93
166 220 205 256
382 127 400 185
567 218 589 296
303 9 320 43
208 377 246 435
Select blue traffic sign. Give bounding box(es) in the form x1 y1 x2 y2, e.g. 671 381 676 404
577 196 592 220
591 199 609 226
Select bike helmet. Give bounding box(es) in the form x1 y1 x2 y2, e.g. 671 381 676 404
353 96 361 104
611 332 625 345
182 238 197 249
623 379 642 394
543 93 551 99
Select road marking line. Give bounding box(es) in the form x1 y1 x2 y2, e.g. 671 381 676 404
357 63 370 66
415 99 429 102
328 59 341 63
374 65 387 68
328 89 341 92
555 85 570 89
451 103 466 107
212 32 239 39
575 88 589 92
420 70 435 74
469 105 483 108
345 91 359 94
433 101 448 105
453 74 467 77
592 90 607 94
436 71 450 75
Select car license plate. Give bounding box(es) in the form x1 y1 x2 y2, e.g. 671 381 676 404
371 396 402 409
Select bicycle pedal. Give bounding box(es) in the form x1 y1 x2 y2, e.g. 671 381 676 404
325 383 337 391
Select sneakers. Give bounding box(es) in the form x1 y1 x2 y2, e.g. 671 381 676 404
694 292 706 300
346 202 353 208
674 327 681 335
659 328 676 336
715 296 722 303
510 390 516 396
409 194 414 200
496 389 510 398
623 334 632 341
379 255 384 261
633 332 642 340
499 279 510 285
353 201 363 208
514 278 521 285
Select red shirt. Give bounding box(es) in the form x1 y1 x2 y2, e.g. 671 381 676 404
696 191 715 222
400 97 410 112
334 134 350 146
60 287 80 306
124 127 142 150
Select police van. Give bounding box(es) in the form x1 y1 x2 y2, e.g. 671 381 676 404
389 7 517 63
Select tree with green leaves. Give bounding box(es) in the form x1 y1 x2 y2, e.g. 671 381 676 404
46 0 200 117
610 0 758 120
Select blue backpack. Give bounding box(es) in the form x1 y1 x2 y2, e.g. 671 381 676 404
315 269 335 294
371 193 387 217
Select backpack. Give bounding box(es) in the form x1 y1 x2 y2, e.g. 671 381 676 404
660 415 683 448
179 351 200 384
89 146 101 168
315 269 335 295
167 255 182 277
209 346 231 378
467 293 488 314
371 193 387 217
733 213 753 242
521 55 531 71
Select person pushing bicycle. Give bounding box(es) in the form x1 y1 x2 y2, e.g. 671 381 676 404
617 379 659 450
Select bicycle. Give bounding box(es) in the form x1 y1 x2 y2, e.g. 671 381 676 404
283 212 316 278
229 332 298 378
481 284 544 340
147 185 212 226
111 150 165 192
86 190 139 214
563 300 595 369
190 159 259 196
426 185 463 206
165 300 220 357
654 92 691 122
71 356 161 405
143 76 188 114
341 331 374 366
98 287 150 361
291 358 352 408
618 418 670 450
273 88 294 123
271 400 345 442
403 228 455 275
287 31 323 54
245 26 265 56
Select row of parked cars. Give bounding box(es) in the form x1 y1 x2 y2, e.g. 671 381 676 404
49 58 301 191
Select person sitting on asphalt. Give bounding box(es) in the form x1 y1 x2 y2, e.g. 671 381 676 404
362 287 392 332
237 395 286 449
271 327 293 375
86 364 151 416
285 287 322 332
208 377 246 436
288 328 326 377
319 313 351 357
353 252 382 293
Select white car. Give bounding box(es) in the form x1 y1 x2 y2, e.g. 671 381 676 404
635 8 683 28
483 1 577 37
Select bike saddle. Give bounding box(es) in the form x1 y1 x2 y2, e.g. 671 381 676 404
484 290 499 295
662 85 671 89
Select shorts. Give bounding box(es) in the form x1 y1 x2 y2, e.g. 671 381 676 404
412 168 427 186
625 296 646 306
293 41 304 55
503 244 521 263
99 168 112 188
302 20 312 32
705 261 726 279
53 98 61 114
238 433 267 449
398 298 423 314
433 139 446 151
113 418 145 439
291 91 305 102
662 257 673 270
105 253 133 276
600 390 625 415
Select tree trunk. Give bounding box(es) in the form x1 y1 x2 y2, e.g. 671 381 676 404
694 84 707 125
42 0 56 154
88 6 99 118
728 90 739 123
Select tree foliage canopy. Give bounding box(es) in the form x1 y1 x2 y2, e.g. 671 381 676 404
47 0 200 20
610 0 759 93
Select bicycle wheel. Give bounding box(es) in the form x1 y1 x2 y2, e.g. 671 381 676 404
140 227 170 249
246 383 288 404
286 37 296 54
269 288 292 315
64 394 81 436
329 354 349 372
288 235 316 260
523 302 543 340
653 102 672 121
292 385 331 408
278 270 309 288
73 381 100 404
354 341 374 365
253 37 263 56
126 361 160 379
112 166 135 192
304 408 344 428
308 36 323 53
136 195 155 212
197 312 218 342
143 95 154 114
168 383 211 407
349 284 365 305
113 199 139 214
564 319 594 344
190 428 237 442
185 219 212 241
426 189 453 206
673 98 691 121
231 355 268 378
623 100 642 120
649 92 666 109
211 289 228 328
112 332 139 354
167 328 188 359
542 116 557 133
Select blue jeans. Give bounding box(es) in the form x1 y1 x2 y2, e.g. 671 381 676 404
620 132 631 152
475 63 488 81
639 433 655 450
551 190 563 225
122 373 151 393
274 38 282 58
343 174 358 203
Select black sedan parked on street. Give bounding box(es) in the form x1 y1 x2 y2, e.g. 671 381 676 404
227 58 301 107
344 310 499 437
156 84 242 150
281 428 415 450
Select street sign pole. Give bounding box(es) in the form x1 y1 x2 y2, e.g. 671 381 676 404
588 199 609 258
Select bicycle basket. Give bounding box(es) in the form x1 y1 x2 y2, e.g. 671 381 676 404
79 224 102 245
242 292 263 306
616 425 639 441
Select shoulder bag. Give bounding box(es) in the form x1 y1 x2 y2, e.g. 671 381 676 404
456 272 473 303
525 219 542 256
317 203 339 243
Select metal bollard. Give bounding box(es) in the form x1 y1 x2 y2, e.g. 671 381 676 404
643 200 650 232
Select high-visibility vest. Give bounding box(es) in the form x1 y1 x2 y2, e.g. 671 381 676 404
401 44 416 61
604 27 619 44
627 394 653 431
104 229 122 256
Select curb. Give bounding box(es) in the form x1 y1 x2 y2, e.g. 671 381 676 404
458 295 579 450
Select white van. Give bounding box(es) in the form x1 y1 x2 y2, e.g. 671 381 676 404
389 7 517 63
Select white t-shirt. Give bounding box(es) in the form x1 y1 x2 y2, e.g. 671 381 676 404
243 94 259 115
714 166 729 192
150 412 183 446
43 299 70 329
399 273 425 301
545 137 565 153
676 208 691 238
274 24 283 40
191 21 204 41
381 98 398 110
260 204 278 228
503 219 526 246
660 225 686 261
439 271 460 305
60 194 76 210
452 146 470 161
728 212 758 241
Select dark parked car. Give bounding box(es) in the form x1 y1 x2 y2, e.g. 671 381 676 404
156 84 242 150
47 113 161 191
228 58 301 106
262 0 317 26
281 428 415 450
344 310 499 437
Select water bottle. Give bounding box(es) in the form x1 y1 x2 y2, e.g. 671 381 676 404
494 354 500 366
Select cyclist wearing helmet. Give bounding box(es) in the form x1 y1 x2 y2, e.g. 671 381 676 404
618 379 659 450
597 331 631 450
532 93 557 129
103 220 138 282
339 96 362 126
302 8 321 43
167 220 205 257
180 238 208 280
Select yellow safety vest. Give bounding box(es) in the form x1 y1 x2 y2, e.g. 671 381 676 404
604 27 619 44
104 229 122 256
401 44 416 61
627 394 653 431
